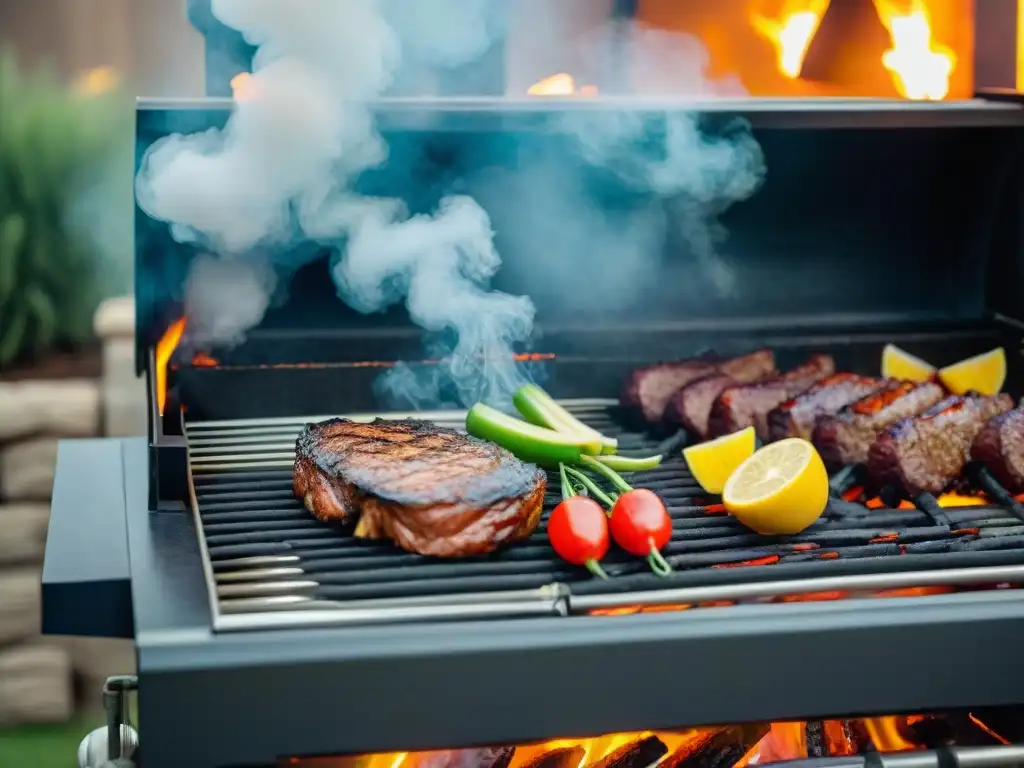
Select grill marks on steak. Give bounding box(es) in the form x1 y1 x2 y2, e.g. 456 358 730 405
767 373 887 442
707 355 836 440
622 348 775 424
664 350 778 438
971 408 1024 494
293 418 546 557
811 380 945 469
867 393 1014 496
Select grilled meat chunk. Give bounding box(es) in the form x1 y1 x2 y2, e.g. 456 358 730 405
707 354 836 440
867 393 1013 496
971 408 1024 494
811 380 945 469
293 418 546 557
664 349 778 437
621 348 775 424
767 373 887 442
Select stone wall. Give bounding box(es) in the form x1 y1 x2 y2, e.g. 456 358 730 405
0 297 141 725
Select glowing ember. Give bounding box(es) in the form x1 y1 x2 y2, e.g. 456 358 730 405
192 352 219 368
873 0 956 100
527 73 598 97
752 0 831 79
155 318 187 415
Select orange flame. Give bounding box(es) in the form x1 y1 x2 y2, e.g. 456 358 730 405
192 352 219 368
863 717 915 751
752 0 831 79
231 72 257 101
873 0 956 100
155 318 187 415
527 73 599 97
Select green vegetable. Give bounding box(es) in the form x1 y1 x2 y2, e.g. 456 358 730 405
590 454 662 472
513 384 618 454
466 403 602 466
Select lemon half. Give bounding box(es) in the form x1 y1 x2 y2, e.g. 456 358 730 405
937 347 1006 396
881 344 936 382
683 427 756 494
722 438 828 535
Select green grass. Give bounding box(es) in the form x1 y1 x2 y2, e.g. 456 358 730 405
0 715 104 768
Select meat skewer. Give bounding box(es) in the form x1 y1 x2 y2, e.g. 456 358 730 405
867 393 1014 496
707 354 836 440
812 380 946 469
767 373 888 442
665 349 778 438
968 408 1024 521
621 348 775 425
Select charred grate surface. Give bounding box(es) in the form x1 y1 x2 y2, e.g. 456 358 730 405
186 400 1024 627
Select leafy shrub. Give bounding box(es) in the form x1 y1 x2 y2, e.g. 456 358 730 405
0 51 130 368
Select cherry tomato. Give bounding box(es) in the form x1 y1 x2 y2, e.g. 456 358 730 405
610 489 673 576
547 497 610 579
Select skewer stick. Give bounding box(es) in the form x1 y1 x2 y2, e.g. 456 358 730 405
913 492 954 529
967 462 1024 523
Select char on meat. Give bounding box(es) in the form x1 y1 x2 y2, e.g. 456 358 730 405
665 351 778 438
621 348 775 425
971 408 1024 494
811 380 945 469
293 418 546 557
767 373 887 442
867 393 1013 496
707 354 836 440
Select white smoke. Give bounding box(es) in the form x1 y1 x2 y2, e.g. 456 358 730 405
135 1 764 409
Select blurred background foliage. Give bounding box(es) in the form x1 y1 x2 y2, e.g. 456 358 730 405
0 49 133 370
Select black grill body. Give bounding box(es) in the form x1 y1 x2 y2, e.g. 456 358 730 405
42 24 1024 768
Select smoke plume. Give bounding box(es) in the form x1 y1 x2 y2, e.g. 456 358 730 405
135 1 764 410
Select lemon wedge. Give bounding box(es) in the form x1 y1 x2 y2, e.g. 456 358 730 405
881 344 936 382
722 438 828 535
937 347 1006 396
683 427 756 494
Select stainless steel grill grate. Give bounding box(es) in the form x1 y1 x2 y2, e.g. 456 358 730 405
186 400 1024 632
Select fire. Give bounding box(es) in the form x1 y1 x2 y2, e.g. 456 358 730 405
156 318 186 415
752 0 831 79
284 713 1010 767
192 352 219 368
873 0 956 100
231 72 257 101
527 73 599 97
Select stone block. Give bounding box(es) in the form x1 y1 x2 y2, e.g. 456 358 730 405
0 503 50 565
0 642 73 726
103 338 146 437
93 296 135 339
0 567 41 645
0 379 100 442
62 637 136 683
0 436 60 500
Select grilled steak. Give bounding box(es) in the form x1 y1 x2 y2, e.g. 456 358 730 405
707 354 836 440
971 408 1024 494
293 418 546 557
812 380 945 469
664 349 777 437
621 348 775 424
867 393 1013 496
767 373 887 442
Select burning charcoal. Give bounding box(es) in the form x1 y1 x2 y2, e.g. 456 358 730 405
660 725 769 768
903 717 956 749
521 746 586 768
804 722 827 758
410 748 516 768
825 720 871 756
586 735 667 768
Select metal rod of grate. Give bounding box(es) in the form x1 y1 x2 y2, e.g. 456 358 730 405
186 399 1024 631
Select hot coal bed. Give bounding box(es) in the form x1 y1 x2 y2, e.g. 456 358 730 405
41 29 1024 768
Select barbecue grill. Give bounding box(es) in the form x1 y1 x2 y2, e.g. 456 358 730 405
41 3 1024 768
